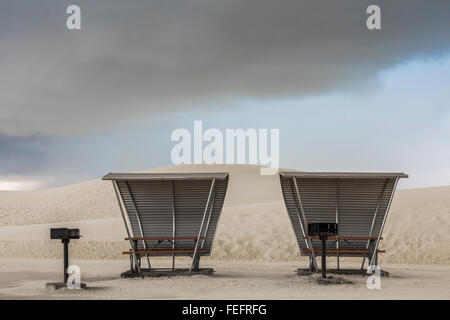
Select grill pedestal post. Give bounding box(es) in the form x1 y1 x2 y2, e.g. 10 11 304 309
63 239 69 283
321 236 327 278
47 228 85 290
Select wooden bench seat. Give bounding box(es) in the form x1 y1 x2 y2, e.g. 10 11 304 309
125 237 204 241
123 249 206 255
302 236 382 241
302 248 385 254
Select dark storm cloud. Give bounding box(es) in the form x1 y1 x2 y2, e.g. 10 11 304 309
1 0 450 135
0 134 52 175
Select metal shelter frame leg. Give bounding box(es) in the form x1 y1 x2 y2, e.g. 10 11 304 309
132 240 141 272
190 178 216 272
171 181 176 271
201 188 216 250
308 255 316 271
289 177 312 269
368 240 378 266
361 179 389 270
124 181 151 270
112 181 141 273
369 177 399 268
292 177 318 272
335 180 340 270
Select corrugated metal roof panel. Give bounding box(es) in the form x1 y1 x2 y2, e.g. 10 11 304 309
109 174 228 257
280 173 407 257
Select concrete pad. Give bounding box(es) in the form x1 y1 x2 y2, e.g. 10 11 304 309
121 268 214 278
297 268 389 277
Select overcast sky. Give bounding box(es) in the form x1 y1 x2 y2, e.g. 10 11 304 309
1 1 450 190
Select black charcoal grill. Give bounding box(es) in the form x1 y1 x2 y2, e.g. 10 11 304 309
50 228 81 283
308 223 338 278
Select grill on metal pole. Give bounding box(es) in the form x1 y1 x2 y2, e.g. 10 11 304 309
308 223 338 278
50 228 81 283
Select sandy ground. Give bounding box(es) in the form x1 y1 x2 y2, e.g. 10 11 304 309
0 164 449 299
0 258 449 300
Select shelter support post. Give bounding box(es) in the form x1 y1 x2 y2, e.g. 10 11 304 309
361 179 389 270
335 180 340 270
192 188 216 272
190 178 216 272
192 253 200 271
124 181 151 270
308 255 318 272
368 240 378 266
132 240 141 273
171 181 176 271
292 177 318 272
369 177 399 268
201 188 216 250
129 252 133 273
112 181 141 273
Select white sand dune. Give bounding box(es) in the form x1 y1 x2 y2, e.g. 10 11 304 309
0 165 285 227
383 186 450 265
0 165 449 266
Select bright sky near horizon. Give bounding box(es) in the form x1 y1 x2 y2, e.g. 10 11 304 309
1 1 449 190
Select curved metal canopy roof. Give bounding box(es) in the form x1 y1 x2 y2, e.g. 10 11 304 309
105 172 229 257
279 171 408 268
103 172 229 181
